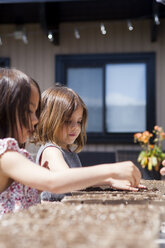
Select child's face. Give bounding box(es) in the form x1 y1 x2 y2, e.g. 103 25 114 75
15 84 39 144
58 106 83 150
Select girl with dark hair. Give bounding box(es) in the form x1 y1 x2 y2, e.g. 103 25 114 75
0 68 141 217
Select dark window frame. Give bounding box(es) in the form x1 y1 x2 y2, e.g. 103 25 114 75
0 57 10 68
55 52 156 144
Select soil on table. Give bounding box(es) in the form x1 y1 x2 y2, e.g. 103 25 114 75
0 180 165 248
62 180 165 205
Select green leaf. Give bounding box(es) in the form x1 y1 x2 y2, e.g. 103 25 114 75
141 157 147 167
150 156 158 166
137 151 147 162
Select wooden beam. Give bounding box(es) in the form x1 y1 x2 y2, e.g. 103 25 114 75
39 2 60 45
151 0 160 42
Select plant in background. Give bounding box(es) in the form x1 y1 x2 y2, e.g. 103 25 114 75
134 126 165 171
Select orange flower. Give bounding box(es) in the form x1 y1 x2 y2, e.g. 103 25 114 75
143 131 150 136
134 125 165 171
134 133 142 142
134 133 142 139
161 132 165 139
154 125 161 132
141 131 152 143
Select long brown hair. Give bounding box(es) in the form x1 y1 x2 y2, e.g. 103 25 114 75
0 68 41 146
35 85 88 153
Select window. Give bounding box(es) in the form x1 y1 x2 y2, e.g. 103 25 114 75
105 63 146 133
67 67 103 132
0 57 10 68
56 53 155 143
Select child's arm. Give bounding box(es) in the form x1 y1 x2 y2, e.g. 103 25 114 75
41 147 143 191
41 147 69 172
0 150 141 193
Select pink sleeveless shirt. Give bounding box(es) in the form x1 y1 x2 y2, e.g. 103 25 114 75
0 138 40 217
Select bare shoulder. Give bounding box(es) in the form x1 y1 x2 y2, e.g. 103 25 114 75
41 146 69 171
43 146 63 157
0 150 20 170
0 150 29 171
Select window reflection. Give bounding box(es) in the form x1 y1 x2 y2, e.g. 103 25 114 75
105 63 146 132
67 68 103 132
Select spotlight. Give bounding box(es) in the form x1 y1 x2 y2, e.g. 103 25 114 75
154 14 160 25
127 20 133 31
22 34 28 44
100 23 106 35
74 28 80 39
47 30 59 45
156 0 165 4
13 26 28 44
48 31 54 42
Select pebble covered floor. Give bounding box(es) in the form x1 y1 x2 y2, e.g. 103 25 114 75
0 180 165 248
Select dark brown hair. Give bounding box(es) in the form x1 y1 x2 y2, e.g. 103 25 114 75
34 85 88 153
0 68 41 145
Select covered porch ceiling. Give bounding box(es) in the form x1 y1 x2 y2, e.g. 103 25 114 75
0 0 165 44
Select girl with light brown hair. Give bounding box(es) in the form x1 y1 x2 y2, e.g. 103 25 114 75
35 85 143 201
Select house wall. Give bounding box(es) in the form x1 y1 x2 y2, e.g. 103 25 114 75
1 19 165 155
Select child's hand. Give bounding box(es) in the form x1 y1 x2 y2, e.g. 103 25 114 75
109 179 139 191
160 160 165 175
111 161 141 187
138 184 147 189
42 161 49 170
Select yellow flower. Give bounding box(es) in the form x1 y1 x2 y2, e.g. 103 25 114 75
148 158 152 171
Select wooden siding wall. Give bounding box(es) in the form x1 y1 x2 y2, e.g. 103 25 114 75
1 20 165 153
